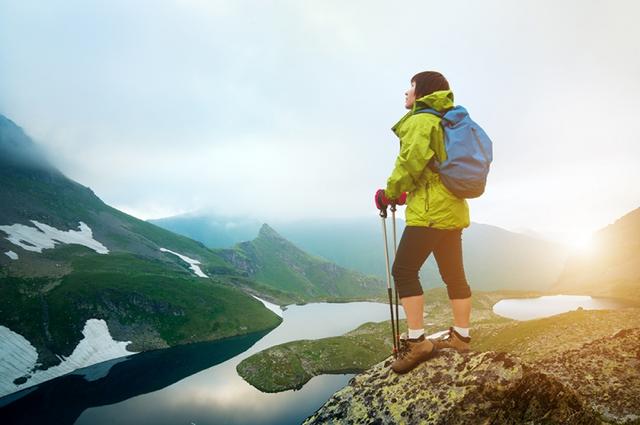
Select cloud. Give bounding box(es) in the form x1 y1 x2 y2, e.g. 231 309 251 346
1 0 639 244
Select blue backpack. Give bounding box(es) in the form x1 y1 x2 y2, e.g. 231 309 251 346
414 106 493 199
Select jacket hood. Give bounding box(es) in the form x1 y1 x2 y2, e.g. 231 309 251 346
392 89 455 136
412 89 455 113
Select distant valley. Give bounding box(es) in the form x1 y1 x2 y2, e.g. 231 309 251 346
151 212 571 292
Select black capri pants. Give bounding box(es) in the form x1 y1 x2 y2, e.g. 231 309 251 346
391 226 471 300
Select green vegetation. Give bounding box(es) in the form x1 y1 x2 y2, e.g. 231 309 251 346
236 333 386 392
0 155 390 378
0 250 282 370
237 287 640 392
212 224 386 303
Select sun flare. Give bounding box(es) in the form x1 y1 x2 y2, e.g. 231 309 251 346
570 233 595 254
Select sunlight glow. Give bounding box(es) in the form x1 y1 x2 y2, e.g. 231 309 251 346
570 233 595 254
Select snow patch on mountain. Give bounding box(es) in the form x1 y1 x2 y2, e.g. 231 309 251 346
251 294 284 318
0 220 108 254
0 318 138 398
159 247 208 277
4 250 18 260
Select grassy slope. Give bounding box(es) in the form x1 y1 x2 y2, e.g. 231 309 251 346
236 288 640 392
0 164 289 372
245 237 318 295
0 244 282 370
0 168 389 377
103 204 231 270
0 165 231 277
213 227 386 303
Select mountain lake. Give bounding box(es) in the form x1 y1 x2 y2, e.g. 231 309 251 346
0 293 631 424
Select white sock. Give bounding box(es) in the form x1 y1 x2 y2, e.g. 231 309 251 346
453 326 470 338
408 328 425 339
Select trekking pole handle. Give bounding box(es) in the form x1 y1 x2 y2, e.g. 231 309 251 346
378 206 388 219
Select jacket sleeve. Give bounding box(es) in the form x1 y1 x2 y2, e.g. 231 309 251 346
384 117 436 199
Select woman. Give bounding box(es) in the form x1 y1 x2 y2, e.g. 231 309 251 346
374 71 472 374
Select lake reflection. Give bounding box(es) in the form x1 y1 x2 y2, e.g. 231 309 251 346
1 300 405 425
492 294 629 321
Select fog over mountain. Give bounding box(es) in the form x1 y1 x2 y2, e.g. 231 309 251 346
2 0 639 248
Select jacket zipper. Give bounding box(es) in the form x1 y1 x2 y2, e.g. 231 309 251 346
425 183 435 227
424 182 430 212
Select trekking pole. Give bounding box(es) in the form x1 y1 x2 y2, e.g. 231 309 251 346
380 205 398 359
390 203 400 351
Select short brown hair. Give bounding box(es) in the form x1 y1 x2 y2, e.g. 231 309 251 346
411 71 450 99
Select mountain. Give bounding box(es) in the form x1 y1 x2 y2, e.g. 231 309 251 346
423 221 568 292
550 207 640 302
151 213 571 292
270 219 571 293
0 115 282 398
212 223 385 301
149 212 262 249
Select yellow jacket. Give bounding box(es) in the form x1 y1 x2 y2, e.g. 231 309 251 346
384 90 470 229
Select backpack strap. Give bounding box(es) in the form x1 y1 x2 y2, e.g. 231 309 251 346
414 108 443 172
414 108 442 117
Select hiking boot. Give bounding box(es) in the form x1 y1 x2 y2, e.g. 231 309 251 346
428 327 471 353
391 334 436 374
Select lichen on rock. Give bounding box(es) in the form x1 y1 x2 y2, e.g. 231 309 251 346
304 342 616 425
533 327 640 424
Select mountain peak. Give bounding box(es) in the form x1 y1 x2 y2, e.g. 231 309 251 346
258 223 284 240
0 114 56 172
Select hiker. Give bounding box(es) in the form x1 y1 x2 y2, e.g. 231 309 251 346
374 71 473 374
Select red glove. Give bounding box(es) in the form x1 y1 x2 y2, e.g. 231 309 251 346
375 189 407 209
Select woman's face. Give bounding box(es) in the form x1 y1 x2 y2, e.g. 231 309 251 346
405 80 416 109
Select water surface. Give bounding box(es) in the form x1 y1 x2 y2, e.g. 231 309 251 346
6 294 629 424
492 294 630 320
1 300 405 425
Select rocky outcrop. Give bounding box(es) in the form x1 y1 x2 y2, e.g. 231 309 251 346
534 328 640 424
257 223 285 241
303 328 640 424
216 246 260 276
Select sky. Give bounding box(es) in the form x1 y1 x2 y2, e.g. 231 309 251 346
1 0 639 249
